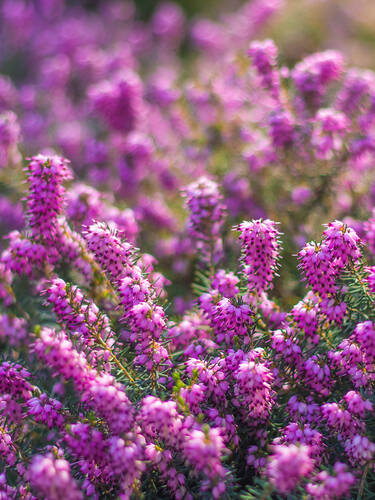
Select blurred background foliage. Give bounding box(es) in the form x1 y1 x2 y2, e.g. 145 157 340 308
121 0 375 69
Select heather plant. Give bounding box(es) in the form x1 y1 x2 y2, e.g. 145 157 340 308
1 151 375 498
2 1 375 499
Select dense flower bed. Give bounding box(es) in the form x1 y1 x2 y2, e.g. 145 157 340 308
2 1 375 499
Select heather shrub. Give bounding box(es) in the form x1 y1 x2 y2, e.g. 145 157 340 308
2 1 375 499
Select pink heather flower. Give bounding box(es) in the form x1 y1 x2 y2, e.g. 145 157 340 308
328 339 371 388
0 427 16 466
303 356 332 396
287 395 321 424
25 154 72 242
337 68 375 115
321 402 361 440
89 70 143 133
306 463 355 499
292 50 344 106
319 297 347 324
27 394 65 429
65 182 104 228
274 423 324 464
190 19 227 54
183 177 226 264
291 186 312 205
183 427 227 497
33 327 134 434
0 361 32 400
0 313 27 346
63 423 110 492
248 39 280 101
118 266 155 315
0 75 16 111
266 444 313 494
234 358 274 421
354 321 375 364
1 230 50 277
236 219 281 294
140 396 184 447
83 221 134 282
344 435 375 466
152 2 185 44
298 222 360 298
323 221 361 267
311 108 349 160
212 297 253 345
186 358 228 404
125 300 171 370
0 110 20 168
291 295 319 342
180 383 206 414
107 435 145 498
298 241 337 297
269 108 295 148
247 445 267 472
32 328 94 391
134 340 171 370
168 311 211 351
211 269 240 298
343 391 373 418
28 453 83 500
64 420 144 496
271 329 303 367
126 301 166 344
83 373 135 434
42 278 114 368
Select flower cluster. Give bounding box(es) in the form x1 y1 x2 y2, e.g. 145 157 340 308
25 154 72 242
183 177 226 265
236 219 281 294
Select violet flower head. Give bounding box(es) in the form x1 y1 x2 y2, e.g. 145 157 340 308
311 108 349 160
83 221 134 283
183 177 226 265
269 108 295 148
298 221 361 297
306 462 355 499
183 427 227 498
89 70 143 133
249 39 281 101
323 220 361 267
25 154 73 243
337 68 375 115
0 110 20 168
152 2 185 45
266 444 313 494
234 357 274 421
236 219 281 294
292 50 344 107
27 453 83 500
211 269 240 298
